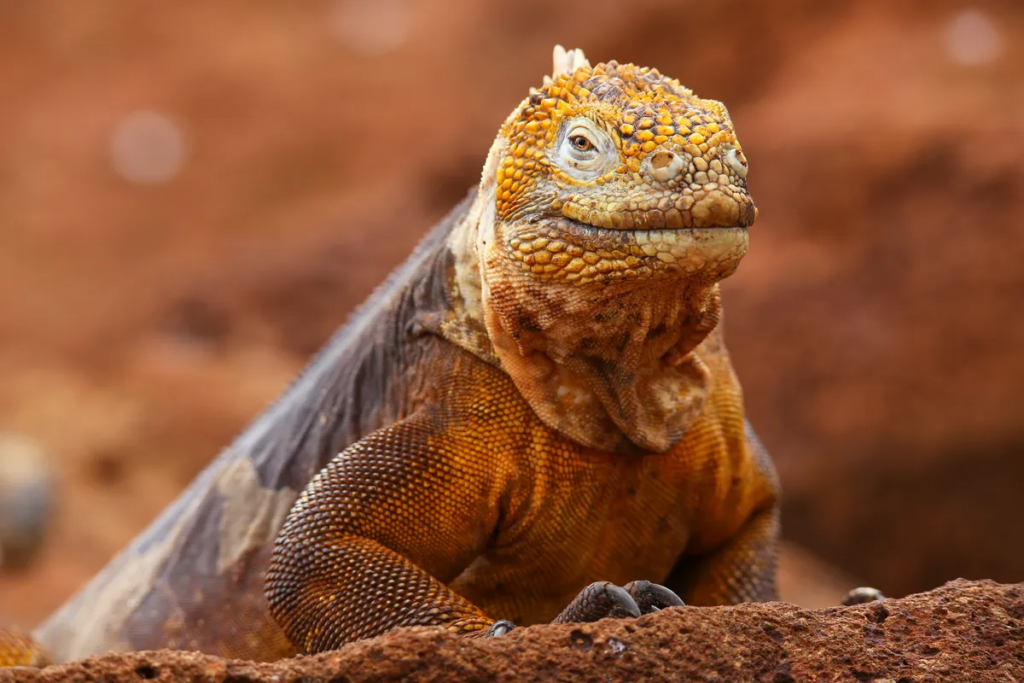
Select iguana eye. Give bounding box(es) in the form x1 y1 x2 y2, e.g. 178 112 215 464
570 135 593 152
556 117 616 179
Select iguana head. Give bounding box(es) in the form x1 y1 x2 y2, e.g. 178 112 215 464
450 47 756 454
484 45 754 286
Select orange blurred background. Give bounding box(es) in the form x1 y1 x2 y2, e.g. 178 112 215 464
0 0 1021 628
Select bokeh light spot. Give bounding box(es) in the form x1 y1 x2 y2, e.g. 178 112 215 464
330 0 412 57
944 9 1003 66
110 111 187 185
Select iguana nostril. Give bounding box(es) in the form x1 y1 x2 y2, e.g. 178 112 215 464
722 145 748 179
649 151 683 183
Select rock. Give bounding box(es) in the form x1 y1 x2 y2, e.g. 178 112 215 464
9 579 1022 682
0 434 53 570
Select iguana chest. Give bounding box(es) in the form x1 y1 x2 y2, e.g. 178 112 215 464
449 405 746 626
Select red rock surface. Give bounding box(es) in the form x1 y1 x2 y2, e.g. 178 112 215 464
5 580 1022 683
0 0 1022 632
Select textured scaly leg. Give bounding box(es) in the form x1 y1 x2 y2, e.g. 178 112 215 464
0 627 49 667
665 507 781 606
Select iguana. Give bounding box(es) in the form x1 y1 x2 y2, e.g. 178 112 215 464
1 46 781 666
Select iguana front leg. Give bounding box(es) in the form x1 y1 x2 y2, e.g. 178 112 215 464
265 412 504 651
661 423 782 606
665 506 781 606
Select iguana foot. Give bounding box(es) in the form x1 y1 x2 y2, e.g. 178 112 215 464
623 580 686 614
552 580 683 624
841 586 885 605
552 582 639 623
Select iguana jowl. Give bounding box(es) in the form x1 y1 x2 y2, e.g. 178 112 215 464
1 46 780 664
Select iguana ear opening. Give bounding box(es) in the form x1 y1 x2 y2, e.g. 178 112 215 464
545 45 590 86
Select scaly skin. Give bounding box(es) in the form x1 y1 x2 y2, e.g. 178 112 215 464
1 46 779 663
265 47 778 651
0 627 47 667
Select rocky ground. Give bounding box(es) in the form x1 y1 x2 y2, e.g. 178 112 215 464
0 0 1022 653
6 580 1023 682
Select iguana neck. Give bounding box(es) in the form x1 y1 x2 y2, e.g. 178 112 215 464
439 184 722 455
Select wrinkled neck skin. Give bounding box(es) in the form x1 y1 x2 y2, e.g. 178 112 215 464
441 142 735 455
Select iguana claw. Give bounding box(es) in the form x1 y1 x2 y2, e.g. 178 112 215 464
623 580 685 614
552 580 681 624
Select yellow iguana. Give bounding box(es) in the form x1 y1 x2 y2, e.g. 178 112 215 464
2 45 794 665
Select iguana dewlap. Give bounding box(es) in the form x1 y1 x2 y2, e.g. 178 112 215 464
1 46 780 665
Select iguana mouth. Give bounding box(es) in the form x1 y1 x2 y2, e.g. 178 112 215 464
506 216 749 284
559 194 757 232
561 216 749 237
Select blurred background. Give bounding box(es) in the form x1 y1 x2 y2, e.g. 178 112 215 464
0 0 1021 628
